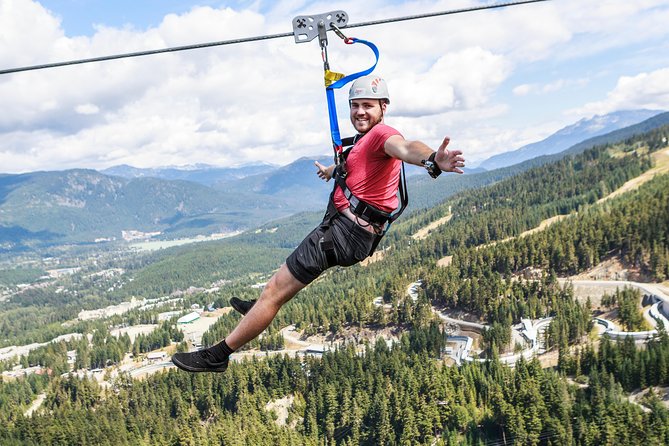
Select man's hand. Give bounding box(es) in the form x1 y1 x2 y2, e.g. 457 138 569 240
314 161 334 182
434 137 465 174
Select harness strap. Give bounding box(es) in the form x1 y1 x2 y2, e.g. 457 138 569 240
332 138 408 228
333 171 391 226
391 162 409 225
317 36 408 260
319 199 339 267
320 194 384 266
322 147 407 261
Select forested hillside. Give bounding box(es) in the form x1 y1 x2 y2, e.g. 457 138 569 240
1 331 668 445
0 169 292 248
2 123 669 444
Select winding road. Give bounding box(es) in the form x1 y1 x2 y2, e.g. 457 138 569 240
440 279 669 366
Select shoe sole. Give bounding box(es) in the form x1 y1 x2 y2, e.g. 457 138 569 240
230 299 252 315
171 356 228 373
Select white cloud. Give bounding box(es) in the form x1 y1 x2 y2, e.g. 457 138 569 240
0 0 65 66
570 67 669 116
390 47 511 117
75 103 100 115
512 84 532 97
550 0 669 60
513 78 589 97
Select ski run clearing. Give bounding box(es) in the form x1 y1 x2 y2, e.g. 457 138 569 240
435 145 669 266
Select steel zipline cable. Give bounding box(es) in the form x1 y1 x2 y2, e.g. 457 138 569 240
0 0 550 75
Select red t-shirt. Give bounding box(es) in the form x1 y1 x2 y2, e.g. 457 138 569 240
334 123 403 213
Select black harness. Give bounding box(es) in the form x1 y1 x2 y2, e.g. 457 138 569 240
319 134 409 266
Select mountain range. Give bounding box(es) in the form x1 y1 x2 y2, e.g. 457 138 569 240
1 109 667 252
101 163 278 187
476 109 663 170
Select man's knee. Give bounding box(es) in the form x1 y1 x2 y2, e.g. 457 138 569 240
261 265 304 306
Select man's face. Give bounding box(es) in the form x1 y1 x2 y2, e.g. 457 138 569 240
349 99 386 134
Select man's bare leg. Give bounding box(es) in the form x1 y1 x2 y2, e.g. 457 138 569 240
171 263 306 372
224 263 306 350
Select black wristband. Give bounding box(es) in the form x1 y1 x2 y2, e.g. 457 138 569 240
421 152 442 178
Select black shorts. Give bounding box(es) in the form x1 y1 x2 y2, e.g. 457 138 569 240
286 214 379 285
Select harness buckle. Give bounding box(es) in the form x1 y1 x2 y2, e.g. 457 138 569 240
334 157 348 179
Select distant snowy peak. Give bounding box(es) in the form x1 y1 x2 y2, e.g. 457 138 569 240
478 109 664 171
558 110 657 136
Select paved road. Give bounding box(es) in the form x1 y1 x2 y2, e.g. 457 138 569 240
439 278 669 366
130 361 173 377
564 279 669 330
560 279 669 306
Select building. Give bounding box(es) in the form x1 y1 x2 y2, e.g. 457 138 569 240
147 351 167 361
158 310 181 321
177 311 200 324
304 345 327 357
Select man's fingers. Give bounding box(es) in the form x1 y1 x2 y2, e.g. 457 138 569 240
314 161 331 181
438 136 451 152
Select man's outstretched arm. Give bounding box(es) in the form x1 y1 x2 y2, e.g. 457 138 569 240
384 135 465 174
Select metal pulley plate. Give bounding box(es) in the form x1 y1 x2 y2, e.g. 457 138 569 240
292 11 348 43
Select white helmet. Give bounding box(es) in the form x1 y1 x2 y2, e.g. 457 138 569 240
348 75 390 104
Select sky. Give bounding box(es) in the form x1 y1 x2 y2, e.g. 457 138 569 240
1 0 669 173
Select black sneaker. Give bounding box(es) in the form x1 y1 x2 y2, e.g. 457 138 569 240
171 349 229 373
230 297 257 315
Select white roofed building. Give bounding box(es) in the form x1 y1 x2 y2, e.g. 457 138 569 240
177 311 200 324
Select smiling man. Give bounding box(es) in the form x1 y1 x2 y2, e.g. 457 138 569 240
172 75 466 373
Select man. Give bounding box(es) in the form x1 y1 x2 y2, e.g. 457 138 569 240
172 75 465 372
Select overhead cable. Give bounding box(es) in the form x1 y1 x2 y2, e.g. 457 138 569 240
0 0 550 75
344 0 550 30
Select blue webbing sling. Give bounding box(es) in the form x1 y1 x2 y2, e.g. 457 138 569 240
324 37 379 155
